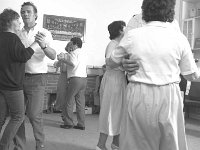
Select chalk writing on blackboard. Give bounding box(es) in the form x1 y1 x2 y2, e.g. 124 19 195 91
43 14 86 41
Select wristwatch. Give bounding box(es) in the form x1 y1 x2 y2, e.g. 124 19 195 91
41 44 47 50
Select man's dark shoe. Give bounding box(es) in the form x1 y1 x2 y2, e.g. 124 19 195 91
60 124 74 129
73 125 85 130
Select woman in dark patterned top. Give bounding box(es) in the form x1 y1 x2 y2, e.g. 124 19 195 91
0 9 38 150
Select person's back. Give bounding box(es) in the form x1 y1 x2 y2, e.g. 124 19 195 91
123 22 193 85
66 48 87 78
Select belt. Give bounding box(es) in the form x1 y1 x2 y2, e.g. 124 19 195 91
25 73 44 76
68 76 86 80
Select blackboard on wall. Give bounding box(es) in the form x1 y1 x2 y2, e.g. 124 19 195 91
43 14 86 41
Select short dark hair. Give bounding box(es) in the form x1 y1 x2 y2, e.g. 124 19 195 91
108 21 126 40
21 1 38 20
0 9 20 32
142 0 175 23
70 37 82 48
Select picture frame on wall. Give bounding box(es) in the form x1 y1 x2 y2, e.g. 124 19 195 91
43 14 86 41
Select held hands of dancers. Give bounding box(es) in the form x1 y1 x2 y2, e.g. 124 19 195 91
57 52 68 62
34 31 48 50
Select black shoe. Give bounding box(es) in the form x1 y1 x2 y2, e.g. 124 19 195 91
60 124 74 129
73 125 85 130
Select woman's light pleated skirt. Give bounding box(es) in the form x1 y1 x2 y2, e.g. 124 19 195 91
119 82 188 150
99 69 127 136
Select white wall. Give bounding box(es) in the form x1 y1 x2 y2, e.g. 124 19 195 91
0 0 142 66
0 0 180 66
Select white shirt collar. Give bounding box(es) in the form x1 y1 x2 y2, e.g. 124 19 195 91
145 21 172 28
